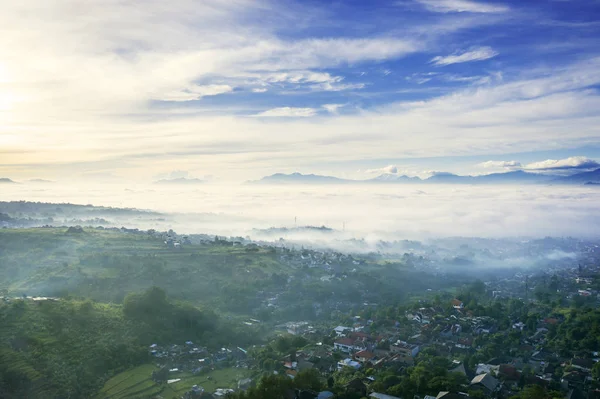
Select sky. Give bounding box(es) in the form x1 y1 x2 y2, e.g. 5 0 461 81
1 0 600 182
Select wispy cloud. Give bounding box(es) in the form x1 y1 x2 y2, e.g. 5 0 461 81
415 0 509 13
253 107 317 117
523 156 600 172
155 84 234 102
322 104 345 114
365 165 399 174
476 157 600 175
431 46 499 66
478 160 522 169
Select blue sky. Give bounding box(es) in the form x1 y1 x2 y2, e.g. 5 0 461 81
1 0 600 181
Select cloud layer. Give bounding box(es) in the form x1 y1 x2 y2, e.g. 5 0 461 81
3 182 600 239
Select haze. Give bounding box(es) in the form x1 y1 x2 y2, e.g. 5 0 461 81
3 182 600 240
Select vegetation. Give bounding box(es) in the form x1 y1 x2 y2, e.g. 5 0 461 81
95 365 251 399
0 287 256 398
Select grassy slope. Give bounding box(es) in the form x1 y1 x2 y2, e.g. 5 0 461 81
0 228 285 311
95 365 252 399
0 299 146 398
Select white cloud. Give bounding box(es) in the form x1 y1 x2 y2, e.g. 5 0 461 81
254 107 317 117
156 84 233 102
322 104 345 114
478 160 522 169
431 46 499 66
523 156 600 172
366 165 399 174
252 88 268 93
415 0 509 13
309 81 365 92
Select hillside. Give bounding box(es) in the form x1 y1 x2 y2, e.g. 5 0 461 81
0 227 454 319
0 228 284 313
0 288 264 399
0 299 146 398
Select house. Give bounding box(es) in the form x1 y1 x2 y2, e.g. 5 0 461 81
334 337 355 353
571 358 594 372
286 369 298 379
451 299 464 309
390 341 420 358
355 350 376 363
436 392 470 399
317 392 334 399
476 363 500 375
499 364 520 381
213 388 234 397
338 358 361 370
561 370 587 390
448 361 467 376
470 373 500 395
370 393 402 399
512 322 526 331
474 323 496 335
334 326 352 336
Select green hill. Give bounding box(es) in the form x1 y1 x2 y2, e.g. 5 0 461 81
0 287 258 399
0 227 285 312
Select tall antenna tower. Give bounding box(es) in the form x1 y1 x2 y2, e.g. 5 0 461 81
525 275 529 302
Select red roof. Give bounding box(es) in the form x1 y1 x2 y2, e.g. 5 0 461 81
499 364 520 380
335 337 354 346
543 318 559 325
451 299 463 306
355 350 375 359
350 331 371 340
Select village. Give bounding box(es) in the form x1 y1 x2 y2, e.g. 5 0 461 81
146 259 600 399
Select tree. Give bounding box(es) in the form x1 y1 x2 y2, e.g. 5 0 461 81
327 376 335 389
294 369 324 392
512 384 546 399
593 361 600 381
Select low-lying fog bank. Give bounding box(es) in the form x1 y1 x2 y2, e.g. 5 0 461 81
2 182 600 242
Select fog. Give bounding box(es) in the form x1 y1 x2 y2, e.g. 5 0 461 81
3 182 600 242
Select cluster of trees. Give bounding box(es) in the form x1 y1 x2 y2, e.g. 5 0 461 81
0 298 148 398
249 335 309 372
351 351 469 398
0 286 266 399
229 369 324 399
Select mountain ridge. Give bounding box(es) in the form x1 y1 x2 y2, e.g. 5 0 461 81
250 169 600 185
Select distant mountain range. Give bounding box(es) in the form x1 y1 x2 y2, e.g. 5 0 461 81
251 168 600 185
1 178 55 184
553 168 600 184
154 178 204 185
28 179 54 183
249 172 351 184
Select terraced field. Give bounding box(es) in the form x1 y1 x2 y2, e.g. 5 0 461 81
95 365 253 399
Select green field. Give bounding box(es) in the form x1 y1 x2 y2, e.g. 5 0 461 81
0 227 287 313
95 365 253 399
